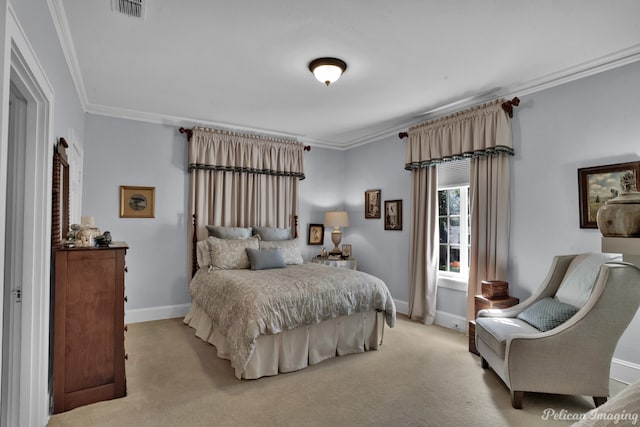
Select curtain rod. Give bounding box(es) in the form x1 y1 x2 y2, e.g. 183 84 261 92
179 127 311 151
397 97 521 139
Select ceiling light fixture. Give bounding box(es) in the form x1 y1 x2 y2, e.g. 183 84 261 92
308 57 347 86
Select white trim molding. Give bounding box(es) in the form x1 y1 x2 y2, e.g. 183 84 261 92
610 358 640 385
2 5 55 426
125 303 191 324
434 310 467 334
394 299 408 317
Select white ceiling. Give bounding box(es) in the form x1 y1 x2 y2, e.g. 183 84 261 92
52 0 640 149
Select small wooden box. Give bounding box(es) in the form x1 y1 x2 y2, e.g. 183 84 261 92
474 295 519 318
481 280 509 299
468 320 479 355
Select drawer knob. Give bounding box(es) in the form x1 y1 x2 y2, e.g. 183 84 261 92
125 353 128 360
124 325 128 332
124 266 128 273
124 296 128 303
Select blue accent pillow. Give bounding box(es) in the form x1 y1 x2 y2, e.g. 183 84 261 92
517 297 579 332
246 248 287 270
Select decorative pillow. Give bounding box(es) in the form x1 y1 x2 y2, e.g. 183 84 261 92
196 240 211 268
555 253 622 308
207 236 259 270
516 297 580 332
205 225 252 239
246 248 287 270
252 226 291 241
258 240 303 265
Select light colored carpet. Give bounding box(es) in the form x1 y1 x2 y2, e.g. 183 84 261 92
47 315 624 427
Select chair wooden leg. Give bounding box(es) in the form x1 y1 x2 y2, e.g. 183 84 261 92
593 396 608 407
481 357 489 369
510 390 523 409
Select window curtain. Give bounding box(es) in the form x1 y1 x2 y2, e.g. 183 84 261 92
188 127 305 242
405 99 513 326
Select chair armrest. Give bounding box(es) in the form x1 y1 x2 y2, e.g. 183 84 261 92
476 296 538 319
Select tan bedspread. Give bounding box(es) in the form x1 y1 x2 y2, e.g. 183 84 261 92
189 262 396 372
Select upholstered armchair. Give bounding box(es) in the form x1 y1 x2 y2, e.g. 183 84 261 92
475 253 640 409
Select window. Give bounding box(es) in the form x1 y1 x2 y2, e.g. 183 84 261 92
437 158 471 278
439 186 470 276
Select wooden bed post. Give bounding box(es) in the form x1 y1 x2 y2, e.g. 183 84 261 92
192 214 198 277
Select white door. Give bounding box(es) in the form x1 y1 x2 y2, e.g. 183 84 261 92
1 83 27 427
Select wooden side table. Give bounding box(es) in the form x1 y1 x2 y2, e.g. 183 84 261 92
310 257 358 270
468 281 519 356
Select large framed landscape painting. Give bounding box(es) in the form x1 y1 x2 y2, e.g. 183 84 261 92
578 161 640 228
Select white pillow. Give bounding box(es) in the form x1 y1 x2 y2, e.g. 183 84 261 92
555 253 622 308
196 240 211 268
258 239 303 265
207 236 259 270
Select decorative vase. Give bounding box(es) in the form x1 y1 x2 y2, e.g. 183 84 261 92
597 170 640 237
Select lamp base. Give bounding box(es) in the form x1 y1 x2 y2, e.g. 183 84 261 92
330 229 342 255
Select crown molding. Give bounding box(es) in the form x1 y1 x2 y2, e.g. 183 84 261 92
48 0 88 109
48 1 640 151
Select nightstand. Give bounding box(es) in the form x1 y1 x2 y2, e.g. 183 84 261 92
310 257 358 270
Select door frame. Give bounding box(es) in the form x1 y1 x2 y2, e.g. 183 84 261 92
0 5 54 426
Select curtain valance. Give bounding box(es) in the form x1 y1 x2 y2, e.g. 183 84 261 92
189 127 306 179
405 99 513 170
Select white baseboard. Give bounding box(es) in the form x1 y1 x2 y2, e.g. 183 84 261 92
125 303 191 324
394 299 409 316
434 310 467 333
394 300 467 333
610 358 640 385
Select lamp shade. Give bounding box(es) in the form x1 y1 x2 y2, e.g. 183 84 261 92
324 211 349 228
309 57 347 86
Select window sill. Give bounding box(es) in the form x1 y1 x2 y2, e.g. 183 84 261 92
437 275 468 292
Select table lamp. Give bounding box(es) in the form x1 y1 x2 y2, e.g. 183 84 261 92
324 211 349 255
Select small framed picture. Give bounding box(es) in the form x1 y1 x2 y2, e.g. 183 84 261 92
308 223 324 245
577 161 640 228
341 244 352 258
365 189 381 218
120 186 155 218
384 199 402 230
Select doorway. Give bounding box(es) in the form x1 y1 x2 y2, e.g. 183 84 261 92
1 83 27 427
0 12 55 426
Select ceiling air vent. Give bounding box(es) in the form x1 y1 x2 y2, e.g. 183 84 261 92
113 0 144 19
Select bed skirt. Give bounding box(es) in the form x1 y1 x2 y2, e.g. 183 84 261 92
184 302 385 379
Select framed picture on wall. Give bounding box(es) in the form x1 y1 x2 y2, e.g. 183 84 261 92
119 186 155 218
308 223 324 245
577 161 640 228
341 244 352 258
384 199 402 230
364 189 381 218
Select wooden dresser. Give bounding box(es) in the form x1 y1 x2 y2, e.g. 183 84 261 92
53 242 128 413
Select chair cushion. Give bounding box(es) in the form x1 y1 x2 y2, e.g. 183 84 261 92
555 253 621 308
476 317 541 359
516 297 579 331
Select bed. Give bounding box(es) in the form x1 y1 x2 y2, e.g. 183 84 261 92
183 227 396 379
